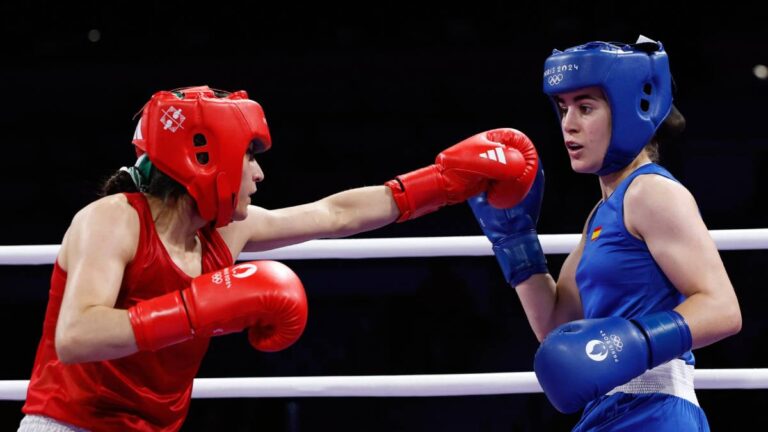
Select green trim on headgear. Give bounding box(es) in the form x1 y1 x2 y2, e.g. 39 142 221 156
120 153 154 192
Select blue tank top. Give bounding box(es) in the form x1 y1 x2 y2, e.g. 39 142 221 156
575 163 694 365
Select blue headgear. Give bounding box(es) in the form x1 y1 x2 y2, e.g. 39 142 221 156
542 37 673 175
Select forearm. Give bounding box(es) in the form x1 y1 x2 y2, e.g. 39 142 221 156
55 306 138 363
320 186 400 237
675 291 741 349
513 242 584 342
516 273 582 341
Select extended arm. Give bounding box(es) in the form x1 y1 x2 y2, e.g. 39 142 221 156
222 128 539 256
231 186 400 254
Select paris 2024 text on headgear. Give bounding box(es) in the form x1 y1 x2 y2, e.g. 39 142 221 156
542 35 673 175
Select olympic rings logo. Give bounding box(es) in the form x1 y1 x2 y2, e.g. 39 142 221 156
211 272 223 284
547 74 564 86
610 334 623 351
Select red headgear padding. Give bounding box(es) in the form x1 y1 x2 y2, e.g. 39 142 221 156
132 86 271 227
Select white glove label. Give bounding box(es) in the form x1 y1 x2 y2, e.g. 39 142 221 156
586 340 609 362
585 331 623 363
232 263 258 279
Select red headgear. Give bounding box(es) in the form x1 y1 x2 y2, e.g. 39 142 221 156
132 86 271 227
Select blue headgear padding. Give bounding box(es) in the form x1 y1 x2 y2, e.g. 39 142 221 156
542 39 673 175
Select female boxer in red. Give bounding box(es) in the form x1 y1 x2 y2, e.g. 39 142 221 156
19 86 539 431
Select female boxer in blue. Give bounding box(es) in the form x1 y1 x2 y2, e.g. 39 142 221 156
469 36 741 431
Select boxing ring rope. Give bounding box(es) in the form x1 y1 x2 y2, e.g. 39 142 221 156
1 370 767 400
1 227 766 401
1 228 767 264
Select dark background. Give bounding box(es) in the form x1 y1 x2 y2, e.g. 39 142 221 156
1 1 766 430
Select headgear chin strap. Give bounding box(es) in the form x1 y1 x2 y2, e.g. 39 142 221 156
542 36 673 175
132 86 272 227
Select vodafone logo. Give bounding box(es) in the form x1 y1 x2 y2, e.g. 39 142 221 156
207 263 259 288
232 263 258 279
585 340 608 362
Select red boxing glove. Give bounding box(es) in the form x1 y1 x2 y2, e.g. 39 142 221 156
483 128 539 209
128 261 308 352
385 128 539 221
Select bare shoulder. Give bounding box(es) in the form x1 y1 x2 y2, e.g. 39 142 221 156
71 194 139 230
624 174 700 237
60 194 140 270
625 174 696 212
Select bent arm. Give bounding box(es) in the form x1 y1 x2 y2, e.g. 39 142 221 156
221 186 400 255
513 204 598 342
55 196 140 363
468 175 593 342
626 176 741 349
516 236 585 342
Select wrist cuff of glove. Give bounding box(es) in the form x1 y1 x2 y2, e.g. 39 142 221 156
128 291 194 352
385 165 446 222
632 310 692 369
491 230 548 286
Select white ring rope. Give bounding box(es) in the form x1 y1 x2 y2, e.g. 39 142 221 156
1 370 767 400
1 229 767 265
2 229 766 400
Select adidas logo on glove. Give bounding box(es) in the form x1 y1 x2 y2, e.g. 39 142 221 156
479 147 507 164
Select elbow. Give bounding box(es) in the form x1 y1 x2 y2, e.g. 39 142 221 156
725 304 742 337
55 325 88 364
706 301 742 342
717 295 742 338
55 330 77 364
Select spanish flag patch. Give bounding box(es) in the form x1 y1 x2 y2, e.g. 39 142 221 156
591 226 602 241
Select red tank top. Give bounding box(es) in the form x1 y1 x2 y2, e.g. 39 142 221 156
23 193 234 431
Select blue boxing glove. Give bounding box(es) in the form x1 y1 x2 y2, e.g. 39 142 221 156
468 161 547 286
533 311 693 413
